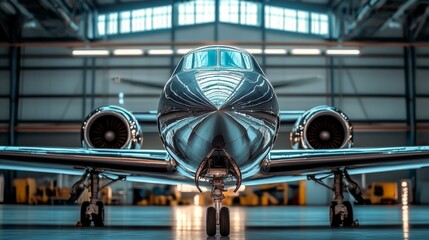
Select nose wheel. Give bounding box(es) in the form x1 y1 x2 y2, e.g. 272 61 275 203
219 207 230 236
206 207 216 236
205 177 231 237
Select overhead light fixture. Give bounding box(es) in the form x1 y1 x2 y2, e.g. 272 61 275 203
147 49 174 55
72 49 110 56
176 49 192 54
113 49 144 55
245 48 263 54
264 49 287 54
326 49 360 55
291 49 321 55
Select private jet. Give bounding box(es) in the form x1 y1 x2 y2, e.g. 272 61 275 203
1 45 429 237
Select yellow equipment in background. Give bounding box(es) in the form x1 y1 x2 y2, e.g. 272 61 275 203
364 182 398 204
13 178 37 204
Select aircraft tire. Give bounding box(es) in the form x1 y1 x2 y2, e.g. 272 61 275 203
206 207 216 236
93 201 105 227
219 207 230 236
80 201 91 227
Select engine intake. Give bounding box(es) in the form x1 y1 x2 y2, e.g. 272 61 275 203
81 106 143 149
290 105 353 149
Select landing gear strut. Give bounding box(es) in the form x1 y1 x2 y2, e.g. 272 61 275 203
79 170 104 227
70 170 124 227
309 168 363 227
206 177 230 237
195 148 241 237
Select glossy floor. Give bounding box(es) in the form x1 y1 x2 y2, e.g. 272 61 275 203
0 204 428 240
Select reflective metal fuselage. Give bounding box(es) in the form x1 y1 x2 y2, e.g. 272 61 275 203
158 47 279 179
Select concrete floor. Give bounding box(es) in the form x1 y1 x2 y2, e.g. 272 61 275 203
0 204 428 240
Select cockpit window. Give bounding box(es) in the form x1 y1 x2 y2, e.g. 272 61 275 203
183 50 217 70
220 50 251 69
182 48 253 71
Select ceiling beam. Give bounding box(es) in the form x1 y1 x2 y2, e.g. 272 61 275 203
2 40 429 47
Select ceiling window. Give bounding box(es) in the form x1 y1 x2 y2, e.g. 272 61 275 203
95 2 328 39
107 13 118 35
265 5 328 36
220 0 259 26
153 6 172 29
284 9 296 32
240 1 259 26
265 6 283 30
130 6 172 32
311 13 329 35
97 14 105 36
297 11 309 33
178 0 215 26
120 11 131 33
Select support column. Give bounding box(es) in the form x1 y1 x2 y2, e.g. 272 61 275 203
260 2 266 72
8 46 20 146
6 16 22 203
404 46 416 146
214 0 219 41
329 56 335 106
90 58 96 110
403 16 417 203
82 58 88 119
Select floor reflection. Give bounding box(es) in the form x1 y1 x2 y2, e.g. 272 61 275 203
172 206 246 240
2 205 429 240
401 180 410 240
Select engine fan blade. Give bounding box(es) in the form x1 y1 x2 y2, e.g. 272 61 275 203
271 76 321 89
112 77 165 89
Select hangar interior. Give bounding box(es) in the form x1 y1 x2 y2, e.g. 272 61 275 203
1 0 429 208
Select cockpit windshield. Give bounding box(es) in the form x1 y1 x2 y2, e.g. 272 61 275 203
182 48 252 70
220 50 251 69
183 50 217 69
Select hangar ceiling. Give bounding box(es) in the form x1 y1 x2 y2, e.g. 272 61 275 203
0 0 428 43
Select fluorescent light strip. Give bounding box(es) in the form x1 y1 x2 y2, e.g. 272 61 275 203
72 49 109 56
326 49 360 55
113 49 144 55
291 49 321 55
246 48 263 54
147 49 174 55
264 49 287 54
176 49 193 54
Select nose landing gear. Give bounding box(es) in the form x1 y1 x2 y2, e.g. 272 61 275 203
206 177 230 237
195 148 241 237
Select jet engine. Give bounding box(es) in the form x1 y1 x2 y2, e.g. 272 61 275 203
290 105 353 149
81 106 143 149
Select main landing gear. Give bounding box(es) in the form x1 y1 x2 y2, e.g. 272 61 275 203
309 168 364 227
69 169 124 227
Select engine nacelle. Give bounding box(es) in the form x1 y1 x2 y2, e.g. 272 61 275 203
290 105 353 149
81 106 143 149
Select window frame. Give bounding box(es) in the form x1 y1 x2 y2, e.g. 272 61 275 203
180 48 255 72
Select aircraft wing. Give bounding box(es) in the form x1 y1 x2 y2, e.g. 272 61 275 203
0 146 191 185
245 146 429 185
132 111 303 124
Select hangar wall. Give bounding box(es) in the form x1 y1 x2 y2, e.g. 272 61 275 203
1 23 428 146
1 22 429 204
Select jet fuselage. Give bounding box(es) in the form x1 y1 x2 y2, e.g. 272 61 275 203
157 46 279 178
